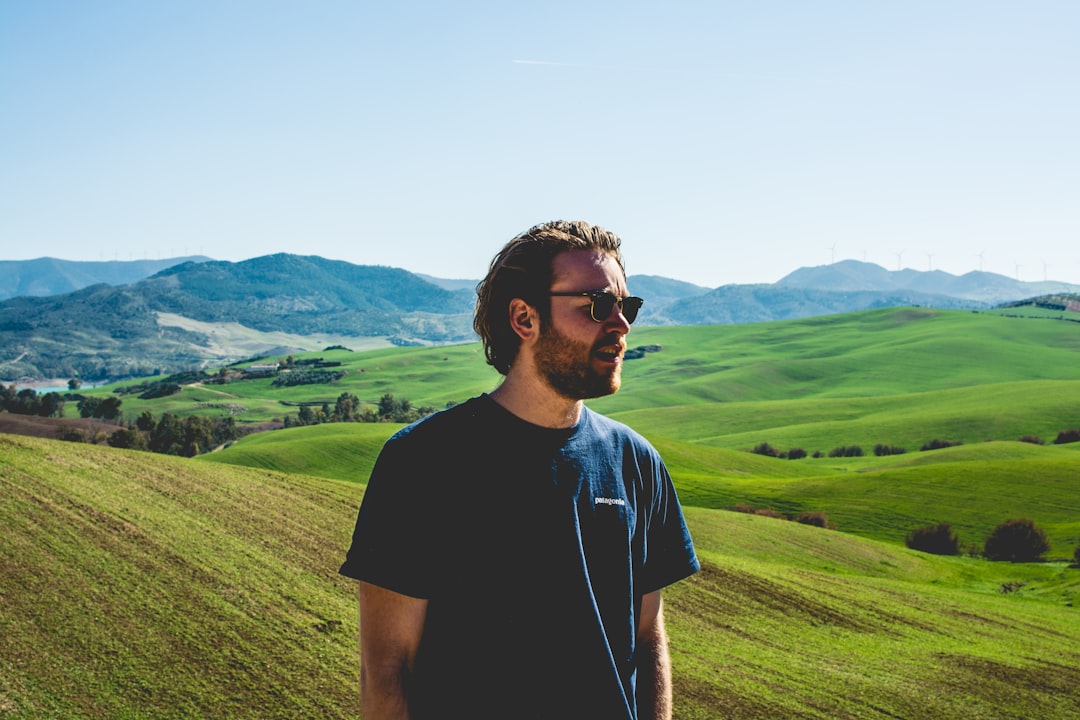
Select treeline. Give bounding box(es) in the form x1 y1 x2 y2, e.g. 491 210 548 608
749 429 1080 460
0 383 65 417
103 412 239 457
283 393 440 427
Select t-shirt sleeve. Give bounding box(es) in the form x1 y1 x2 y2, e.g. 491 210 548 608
338 433 441 598
641 458 700 594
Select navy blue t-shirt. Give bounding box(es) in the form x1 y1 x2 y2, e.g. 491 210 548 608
339 394 699 719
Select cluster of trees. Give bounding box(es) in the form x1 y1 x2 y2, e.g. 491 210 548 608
283 393 439 428
904 518 1074 564
0 383 65 417
105 411 238 457
76 395 124 420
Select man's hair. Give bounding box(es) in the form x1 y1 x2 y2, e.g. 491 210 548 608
474 220 625 375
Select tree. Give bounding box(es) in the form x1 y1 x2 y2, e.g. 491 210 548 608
984 519 1051 562
905 523 961 555
108 427 147 450
78 396 103 418
68 378 82 391
334 392 360 422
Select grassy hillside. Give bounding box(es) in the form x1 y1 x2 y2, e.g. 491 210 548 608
6 307 1080 717
198 308 1080 559
3 434 1078 719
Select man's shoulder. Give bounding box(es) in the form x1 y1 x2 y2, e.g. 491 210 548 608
387 395 491 445
581 407 658 453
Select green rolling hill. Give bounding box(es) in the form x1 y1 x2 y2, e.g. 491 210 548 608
3 306 1080 718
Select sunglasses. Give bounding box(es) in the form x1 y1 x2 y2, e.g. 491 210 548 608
548 290 645 324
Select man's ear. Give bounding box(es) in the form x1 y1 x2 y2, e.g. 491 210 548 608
508 297 539 341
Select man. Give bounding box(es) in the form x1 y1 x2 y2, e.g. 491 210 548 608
339 220 700 719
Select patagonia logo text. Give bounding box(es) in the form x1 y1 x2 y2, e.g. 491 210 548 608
594 497 626 506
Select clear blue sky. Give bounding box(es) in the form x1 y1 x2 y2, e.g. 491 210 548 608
2 1 1078 286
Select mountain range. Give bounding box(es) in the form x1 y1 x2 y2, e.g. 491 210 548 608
1 254 1078 383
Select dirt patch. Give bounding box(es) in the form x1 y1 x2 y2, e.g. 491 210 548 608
0 414 123 441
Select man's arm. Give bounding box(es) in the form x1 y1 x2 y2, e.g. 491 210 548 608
357 581 429 720
636 590 673 720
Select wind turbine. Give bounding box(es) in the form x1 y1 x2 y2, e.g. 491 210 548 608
927 253 934 272
826 243 837 264
1014 262 1022 281
894 250 904 271
975 251 985 272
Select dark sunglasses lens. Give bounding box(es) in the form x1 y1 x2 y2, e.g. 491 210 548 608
591 293 617 321
623 297 643 324
590 293 643 324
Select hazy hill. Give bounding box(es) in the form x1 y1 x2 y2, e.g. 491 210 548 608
778 259 1080 304
0 255 476 381
0 255 212 301
3 253 1080 383
4 337 1080 717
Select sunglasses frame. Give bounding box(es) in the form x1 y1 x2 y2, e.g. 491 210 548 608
548 290 645 324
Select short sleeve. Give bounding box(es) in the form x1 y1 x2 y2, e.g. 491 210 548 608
641 458 700 594
338 433 442 598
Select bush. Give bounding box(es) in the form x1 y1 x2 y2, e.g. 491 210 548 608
905 522 961 555
1052 428 1080 445
828 445 863 458
750 442 780 457
984 518 1051 562
874 443 907 456
920 438 963 451
1073 543 1080 568
1018 435 1044 445
107 427 147 450
796 511 832 529
786 447 807 460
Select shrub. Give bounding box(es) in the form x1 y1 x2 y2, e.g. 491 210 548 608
786 447 807 460
874 443 907 456
828 445 863 458
1073 543 1080 568
750 442 780 457
905 523 961 555
1018 435 1044 445
984 518 1051 562
107 427 147 450
920 438 963 451
1052 428 1080 445
796 511 831 529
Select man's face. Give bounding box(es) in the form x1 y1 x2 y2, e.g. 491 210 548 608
533 250 632 400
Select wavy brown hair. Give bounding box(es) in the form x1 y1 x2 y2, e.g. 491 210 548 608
474 220 625 375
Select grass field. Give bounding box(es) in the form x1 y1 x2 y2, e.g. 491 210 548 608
4 307 1080 718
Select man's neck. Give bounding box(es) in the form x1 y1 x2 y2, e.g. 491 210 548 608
489 374 583 429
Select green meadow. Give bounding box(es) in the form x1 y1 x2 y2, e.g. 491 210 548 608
4 307 1080 718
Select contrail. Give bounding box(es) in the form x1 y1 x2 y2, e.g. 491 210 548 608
512 59 580 66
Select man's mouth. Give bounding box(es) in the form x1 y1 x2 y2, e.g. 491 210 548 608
594 343 625 364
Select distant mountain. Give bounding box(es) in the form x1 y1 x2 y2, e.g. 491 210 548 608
776 260 1080 305
0 256 213 301
661 284 983 326
0 255 475 382
3 255 1079 383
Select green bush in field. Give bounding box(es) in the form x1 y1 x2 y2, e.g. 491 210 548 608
984 519 1051 562
905 522 961 556
1053 428 1080 445
796 511 832 529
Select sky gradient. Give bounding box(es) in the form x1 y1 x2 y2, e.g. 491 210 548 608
2 1 1078 287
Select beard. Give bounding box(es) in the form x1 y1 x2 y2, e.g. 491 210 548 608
533 322 623 400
